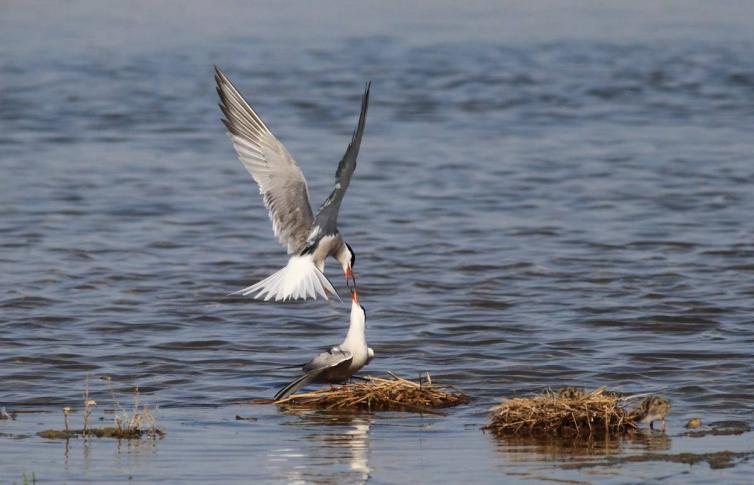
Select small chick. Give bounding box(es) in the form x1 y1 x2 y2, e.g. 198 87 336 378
557 387 586 400
633 396 671 431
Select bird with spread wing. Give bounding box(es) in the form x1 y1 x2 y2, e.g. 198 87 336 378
215 67 370 301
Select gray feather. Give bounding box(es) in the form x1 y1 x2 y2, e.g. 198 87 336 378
274 372 318 401
274 348 353 400
303 347 352 372
314 82 371 235
215 66 315 254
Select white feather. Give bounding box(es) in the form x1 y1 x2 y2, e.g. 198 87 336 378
231 255 340 302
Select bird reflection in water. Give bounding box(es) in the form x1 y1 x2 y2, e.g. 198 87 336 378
268 411 372 484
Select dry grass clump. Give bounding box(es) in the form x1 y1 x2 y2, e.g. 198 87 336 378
484 388 639 437
271 373 471 414
107 381 163 438
38 377 164 440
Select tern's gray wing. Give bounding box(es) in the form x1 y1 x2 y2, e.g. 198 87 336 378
303 346 352 373
215 66 315 254
274 350 352 401
312 82 371 236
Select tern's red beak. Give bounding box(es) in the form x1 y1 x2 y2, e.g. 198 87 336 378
345 267 356 288
351 288 358 303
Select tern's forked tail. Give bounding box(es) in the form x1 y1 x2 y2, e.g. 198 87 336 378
274 372 317 401
231 255 340 302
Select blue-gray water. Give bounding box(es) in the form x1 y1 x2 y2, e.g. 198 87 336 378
2 1 754 483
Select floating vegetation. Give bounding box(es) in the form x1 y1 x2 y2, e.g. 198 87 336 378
681 420 751 438
37 377 164 440
260 373 470 414
37 426 164 440
235 415 258 422
484 388 669 437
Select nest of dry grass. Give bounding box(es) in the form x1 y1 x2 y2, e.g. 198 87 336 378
266 373 471 414
484 388 639 437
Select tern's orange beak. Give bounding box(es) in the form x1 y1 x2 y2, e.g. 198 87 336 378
351 288 358 303
345 267 356 288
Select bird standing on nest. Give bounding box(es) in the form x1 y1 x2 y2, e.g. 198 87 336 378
274 289 374 401
632 396 671 431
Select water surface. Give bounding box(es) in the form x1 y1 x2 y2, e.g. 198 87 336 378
2 1 754 483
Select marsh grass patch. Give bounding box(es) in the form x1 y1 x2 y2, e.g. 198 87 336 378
254 373 471 414
484 388 650 437
37 377 164 440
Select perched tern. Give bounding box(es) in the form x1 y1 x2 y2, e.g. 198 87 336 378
215 67 370 301
274 289 374 400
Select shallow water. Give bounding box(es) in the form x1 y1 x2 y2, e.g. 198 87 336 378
2 1 754 483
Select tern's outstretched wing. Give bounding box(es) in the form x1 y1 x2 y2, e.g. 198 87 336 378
215 66 315 254
313 82 371 236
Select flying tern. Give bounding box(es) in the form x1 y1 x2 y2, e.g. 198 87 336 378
215 66 370 301
274 289 373 400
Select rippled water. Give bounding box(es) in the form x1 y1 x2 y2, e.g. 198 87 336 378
2 1 754 483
